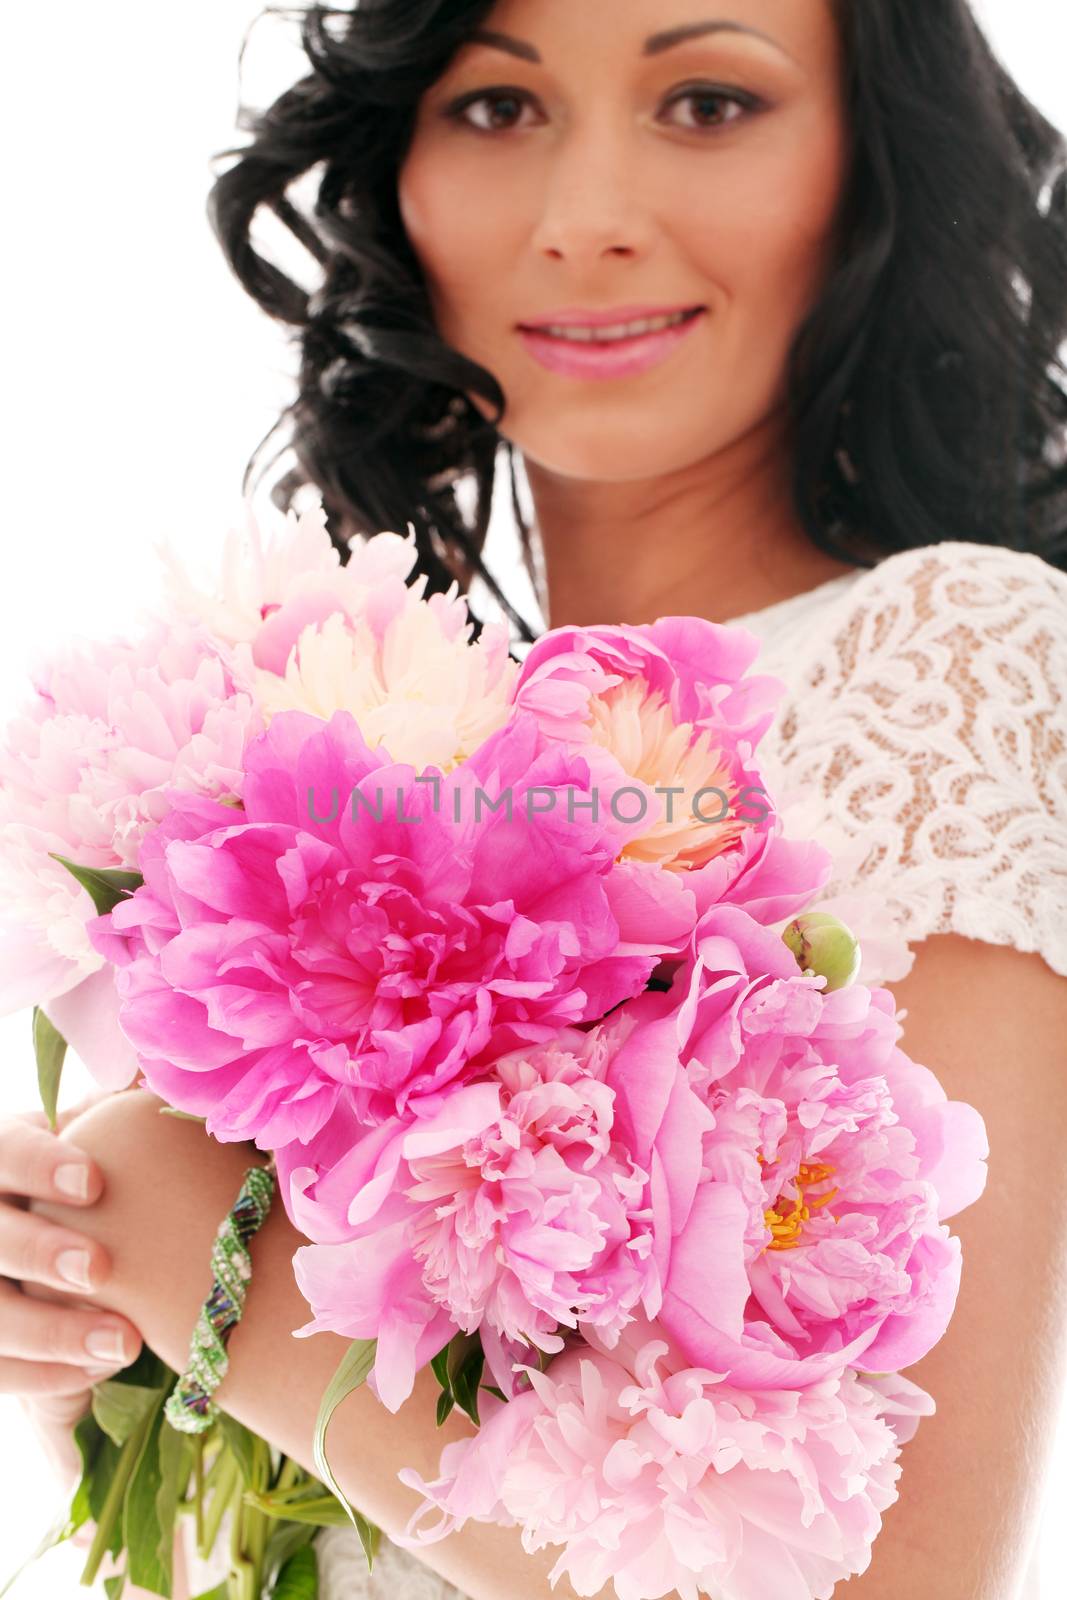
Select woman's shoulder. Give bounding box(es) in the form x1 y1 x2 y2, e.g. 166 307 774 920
826 536 1067 634
767 537 1067 712
755 538 1067 980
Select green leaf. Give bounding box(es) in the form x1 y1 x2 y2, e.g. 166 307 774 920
248 1480 326 1510
93 1379 166 1447
215 1411 258 1487
157 1106 208 1123
87 1433 127 1560
65 1406 107 1540
482 1384 507 1403
155 1420 194 1587
436 1388 455 1427
77 1417 145 1585
270 1540 319 1599
49 852 143 915
103 1573 127 1599
312 1339 381 1570
190 1585 229 1600
445 1331 479 1387
122 1344 177 1392
122 1393 171 1595
32 1006 67 1131
429 1346 451 1392
449 1340 485 1428
263 1520 316 1588
244 1490 351 1528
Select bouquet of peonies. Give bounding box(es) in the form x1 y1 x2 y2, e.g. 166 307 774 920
0 499 989 1600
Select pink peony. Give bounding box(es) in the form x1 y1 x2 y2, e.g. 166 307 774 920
277 1023 661 1410
0 620 259 1083
395 1313 937 1600
511 618 835 932
613 904 989 1387
90 707 691 1151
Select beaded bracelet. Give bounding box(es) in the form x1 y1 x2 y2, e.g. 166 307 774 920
163 1158 276 1435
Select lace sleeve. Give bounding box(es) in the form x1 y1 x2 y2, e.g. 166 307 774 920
763 541 1067 979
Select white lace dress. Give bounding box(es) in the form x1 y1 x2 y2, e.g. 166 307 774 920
182 538 1067 1600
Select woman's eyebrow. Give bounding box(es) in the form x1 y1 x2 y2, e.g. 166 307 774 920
464 20 796 65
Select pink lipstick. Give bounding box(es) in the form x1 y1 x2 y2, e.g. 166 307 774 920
516 307 705 381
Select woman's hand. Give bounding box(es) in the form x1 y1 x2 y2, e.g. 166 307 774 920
0 1092 144 1487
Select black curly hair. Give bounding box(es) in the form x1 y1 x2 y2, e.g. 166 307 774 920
207 0 1067 646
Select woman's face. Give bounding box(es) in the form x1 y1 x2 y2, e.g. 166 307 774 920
397 0 849 483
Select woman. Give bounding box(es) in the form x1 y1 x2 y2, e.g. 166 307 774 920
4 1 1067 1596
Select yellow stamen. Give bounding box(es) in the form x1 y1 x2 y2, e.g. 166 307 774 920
760 1159 840 1251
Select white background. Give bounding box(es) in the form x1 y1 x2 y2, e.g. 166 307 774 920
0 2 1064 1594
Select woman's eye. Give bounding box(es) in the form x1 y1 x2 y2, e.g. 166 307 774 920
442 84 760 137
444 89 540 134
662 86 759 132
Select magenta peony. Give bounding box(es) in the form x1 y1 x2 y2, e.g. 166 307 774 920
394 1314 937 1600
90 707 692 1151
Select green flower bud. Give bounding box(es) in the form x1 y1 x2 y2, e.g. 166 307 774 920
781 911 861 991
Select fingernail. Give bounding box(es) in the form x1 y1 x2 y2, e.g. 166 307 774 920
85 1327 126 1364
54 1164 90 1200
56 1249 94 1290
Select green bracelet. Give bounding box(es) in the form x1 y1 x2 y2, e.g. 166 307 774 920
163 1159 276 1435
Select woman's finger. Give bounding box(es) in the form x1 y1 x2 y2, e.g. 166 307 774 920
0 1200 114 1295
0 1353 121 1398
0 1114 104 1207
0 1276 141 1370
19 1388 103 1492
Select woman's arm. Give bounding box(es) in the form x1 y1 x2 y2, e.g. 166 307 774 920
27 1087 600 1600
836 932 1067 1598
29 928 1067 1600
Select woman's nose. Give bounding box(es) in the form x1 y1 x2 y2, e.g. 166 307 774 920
527 120 655 264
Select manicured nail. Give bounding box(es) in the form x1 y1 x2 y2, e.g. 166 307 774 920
54 1164 90 1200
56 1249 94 1290
85 1327 126 1364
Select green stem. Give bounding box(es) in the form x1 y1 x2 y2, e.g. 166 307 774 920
193 1433 205 1550
228 1474 257 1600
246 1441 271 1585
78 1408 156 1589
272 1454 304 1496
176 1432 197 1509
226 1436 272 1600
202 1439 230 1496
199 1450 239 1562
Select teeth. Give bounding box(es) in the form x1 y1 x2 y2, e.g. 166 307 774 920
535 310 695 343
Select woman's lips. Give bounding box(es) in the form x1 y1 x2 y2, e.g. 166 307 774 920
517 309 706 381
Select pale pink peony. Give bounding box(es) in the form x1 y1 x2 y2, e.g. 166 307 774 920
90 707 692 1152
612 903 989 1387
510 618 834 934
163 497 518 773
0 621 259 1082
160 493 398 661
277 1023 660 1410
394 1313 937 1600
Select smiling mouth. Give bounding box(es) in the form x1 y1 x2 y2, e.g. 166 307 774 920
519 308 704 344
